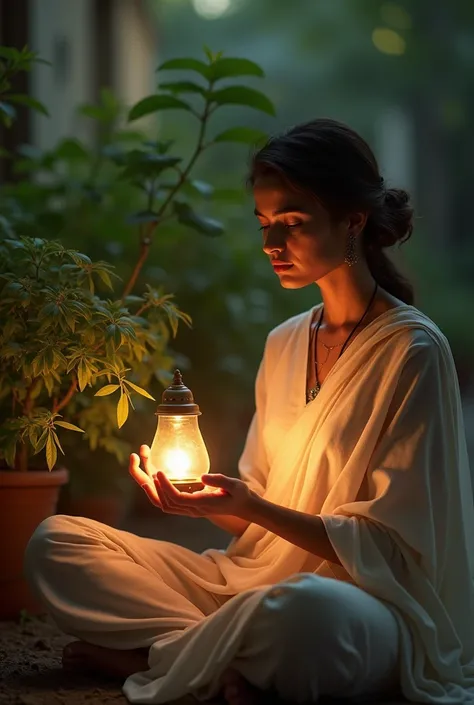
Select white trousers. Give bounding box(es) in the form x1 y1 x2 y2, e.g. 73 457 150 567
25 515 401 703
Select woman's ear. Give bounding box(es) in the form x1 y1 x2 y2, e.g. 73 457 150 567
347 211 368 237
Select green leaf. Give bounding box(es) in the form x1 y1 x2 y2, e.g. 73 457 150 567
210 58 264 81
105 324 123 348
189 179 214 197
120 151 182 179
174 201 224 237
117 393 129 428
209 86 275 116
55 420 85 432
55 138 88 161
97 269 113 290
158 58 211 80
123 380 155 400
52 430 65 455
34 429 49 455
124 295 145 306
7 94 49 116
77 360 90 392
46 434 57 471
128 95 192 122
213 127 267 145
0 47 20 61
94 384 120 397
160 80 205 95
203 46 215 63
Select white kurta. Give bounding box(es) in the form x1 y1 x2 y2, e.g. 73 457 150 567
25 304 474 704
123 304 474 703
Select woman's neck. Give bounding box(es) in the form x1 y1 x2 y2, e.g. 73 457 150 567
316 263 377 330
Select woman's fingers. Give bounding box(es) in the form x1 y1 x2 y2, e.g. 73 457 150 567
129 453 162 507
141 482 162 508
139 444 154 478
154 473 196 516
129 453 149 485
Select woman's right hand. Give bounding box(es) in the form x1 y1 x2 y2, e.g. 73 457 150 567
129 445 251 536
129 445 163 509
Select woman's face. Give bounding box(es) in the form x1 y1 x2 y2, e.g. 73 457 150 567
253 172 349 289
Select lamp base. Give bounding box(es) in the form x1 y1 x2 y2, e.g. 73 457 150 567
172 480 204 493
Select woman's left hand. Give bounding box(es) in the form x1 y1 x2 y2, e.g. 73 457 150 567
154 469 258 520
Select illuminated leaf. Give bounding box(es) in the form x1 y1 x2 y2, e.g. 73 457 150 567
117 393 129 428
46 434 57 470
123 380 155 400
94 384 120 397
55 421 85 432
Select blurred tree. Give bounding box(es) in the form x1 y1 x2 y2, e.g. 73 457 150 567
152 0 474 386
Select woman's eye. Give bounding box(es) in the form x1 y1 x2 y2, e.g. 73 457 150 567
258 221 301 232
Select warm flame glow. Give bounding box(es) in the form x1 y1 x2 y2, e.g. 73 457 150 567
149 412 210 486
164 449 191 480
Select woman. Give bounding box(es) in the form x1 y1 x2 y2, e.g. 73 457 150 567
25 119 474 704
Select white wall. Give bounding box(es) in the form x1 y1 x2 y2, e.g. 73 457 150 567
375 107 415 195
112 0 156 110
29 0 95 151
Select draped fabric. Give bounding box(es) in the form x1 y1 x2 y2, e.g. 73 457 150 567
124 305 474 704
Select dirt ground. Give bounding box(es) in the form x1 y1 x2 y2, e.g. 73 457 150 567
0 612 131 705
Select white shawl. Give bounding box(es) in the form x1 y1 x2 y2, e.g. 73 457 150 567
124 305 474 704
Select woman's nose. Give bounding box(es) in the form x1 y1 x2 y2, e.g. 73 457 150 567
262 229 285 255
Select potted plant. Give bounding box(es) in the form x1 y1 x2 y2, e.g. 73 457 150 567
0 45 274 618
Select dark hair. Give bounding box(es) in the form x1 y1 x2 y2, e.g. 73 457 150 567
248 118 415 304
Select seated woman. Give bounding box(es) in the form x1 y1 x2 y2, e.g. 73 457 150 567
25 119 474 705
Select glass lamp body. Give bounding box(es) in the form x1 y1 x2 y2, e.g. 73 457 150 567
149 414 210 492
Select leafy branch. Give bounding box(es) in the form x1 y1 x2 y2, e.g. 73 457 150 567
120 50 273 297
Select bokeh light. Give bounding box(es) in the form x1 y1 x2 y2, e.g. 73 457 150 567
372 27 406 55
192 0 232 19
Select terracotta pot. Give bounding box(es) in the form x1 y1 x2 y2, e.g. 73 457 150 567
58 493 128 528
0 468 69 620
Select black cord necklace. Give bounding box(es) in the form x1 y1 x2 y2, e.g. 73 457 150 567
306 282 379 403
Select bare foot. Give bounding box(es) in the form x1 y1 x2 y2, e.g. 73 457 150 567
221 669 264 705
62 640 149 679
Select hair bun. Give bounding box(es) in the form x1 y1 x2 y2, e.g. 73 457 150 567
370 186 414 248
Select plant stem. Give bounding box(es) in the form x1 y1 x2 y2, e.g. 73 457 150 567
52 376 77 413
121 86 214 299
23 378 39 416
14 444 28 473
135 302 151 317
121 221 155 300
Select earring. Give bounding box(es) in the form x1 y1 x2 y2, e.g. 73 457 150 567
344 231 358 267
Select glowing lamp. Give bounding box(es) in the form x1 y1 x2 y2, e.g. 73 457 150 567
149 370 209 492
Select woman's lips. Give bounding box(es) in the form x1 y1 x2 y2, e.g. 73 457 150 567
272 262 294 272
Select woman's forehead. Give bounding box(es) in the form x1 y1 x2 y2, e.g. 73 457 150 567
253 175 317 216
